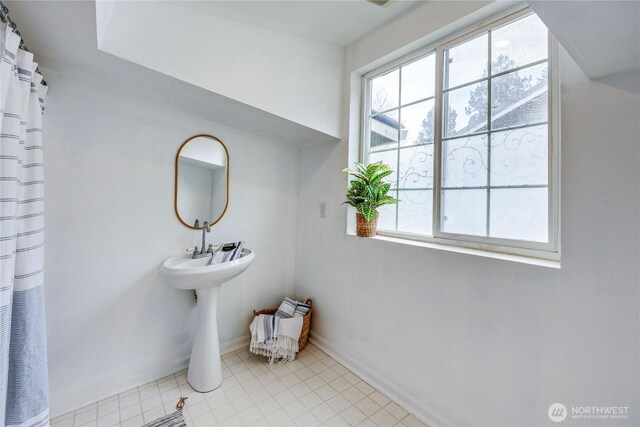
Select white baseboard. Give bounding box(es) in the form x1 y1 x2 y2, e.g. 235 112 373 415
50 335 251 419
220 334 251 354
50 357 189 419
309 331 456 427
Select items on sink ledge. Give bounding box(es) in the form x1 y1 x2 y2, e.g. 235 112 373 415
209 241 245 265
249 297 312 364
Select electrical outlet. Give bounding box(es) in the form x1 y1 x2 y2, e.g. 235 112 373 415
319 202 327 218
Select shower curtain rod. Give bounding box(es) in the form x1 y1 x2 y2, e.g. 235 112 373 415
0 1 46 86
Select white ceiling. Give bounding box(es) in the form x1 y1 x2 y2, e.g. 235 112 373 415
168 0 423 46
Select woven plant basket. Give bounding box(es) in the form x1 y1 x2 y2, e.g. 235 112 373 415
356 212 378 237
252 298 313 351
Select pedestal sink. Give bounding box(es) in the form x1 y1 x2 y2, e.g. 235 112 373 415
161 249 255 392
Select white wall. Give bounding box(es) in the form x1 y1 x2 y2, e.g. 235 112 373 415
43 68 299 416
97 1 344 139
40 2 640 424
294 4 640 427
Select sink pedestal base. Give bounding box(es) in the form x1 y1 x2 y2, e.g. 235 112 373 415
187 286 222 392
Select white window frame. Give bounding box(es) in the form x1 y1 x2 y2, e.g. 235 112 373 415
361 7 561 261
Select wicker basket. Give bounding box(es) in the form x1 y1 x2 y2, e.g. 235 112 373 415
356 212 378 237
253 298 313 351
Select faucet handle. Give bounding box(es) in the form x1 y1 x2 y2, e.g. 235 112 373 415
188 246 199 259
206 244 214 254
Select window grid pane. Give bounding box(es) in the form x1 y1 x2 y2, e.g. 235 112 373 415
366 52 436 236
398 190 433 235
440 13 549 243
363 11 552 249
398 144 435 190
376 192 398 232
369 110 399 152
401 54 436 105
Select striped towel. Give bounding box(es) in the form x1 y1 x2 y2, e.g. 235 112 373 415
256 314 279 344
293 300 311 317
143 411 186 427
249 297 310 363
250 314 302 363
211 241 245 265
275 297 297 318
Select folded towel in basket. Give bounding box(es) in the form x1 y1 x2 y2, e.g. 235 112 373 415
275 297 297 318
293 300 310 317
250 314 302 363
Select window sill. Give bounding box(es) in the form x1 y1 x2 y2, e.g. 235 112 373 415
347 232 561 269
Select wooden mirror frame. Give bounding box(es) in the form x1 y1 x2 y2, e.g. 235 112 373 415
174 134 230 230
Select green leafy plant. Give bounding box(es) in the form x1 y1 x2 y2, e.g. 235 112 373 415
343 162 400 222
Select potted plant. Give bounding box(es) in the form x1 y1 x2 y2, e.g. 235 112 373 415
343 162 399 237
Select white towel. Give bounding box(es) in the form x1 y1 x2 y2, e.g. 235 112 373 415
278 315 303 342
250 314 303 364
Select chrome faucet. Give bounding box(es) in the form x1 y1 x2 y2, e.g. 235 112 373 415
201 221 211 254
189 222 215 259
200 221 211 255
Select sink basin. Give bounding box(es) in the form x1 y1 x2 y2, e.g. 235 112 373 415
161 248 255 392
162 248 255 290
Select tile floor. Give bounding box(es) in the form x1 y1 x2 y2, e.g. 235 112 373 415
50 344 426 427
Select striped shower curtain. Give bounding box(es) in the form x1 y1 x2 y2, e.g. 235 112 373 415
0 24 49 427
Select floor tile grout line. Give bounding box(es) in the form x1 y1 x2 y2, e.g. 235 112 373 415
53 344 425 427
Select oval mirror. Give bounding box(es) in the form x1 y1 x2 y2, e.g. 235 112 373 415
175 134 229 229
